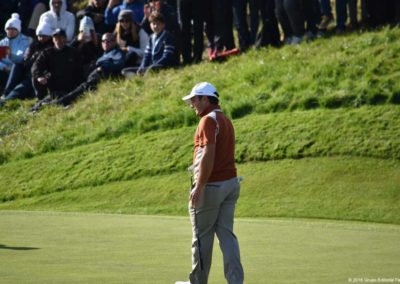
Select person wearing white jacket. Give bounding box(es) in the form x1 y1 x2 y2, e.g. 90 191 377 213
39 0 75 43
0 13 31 97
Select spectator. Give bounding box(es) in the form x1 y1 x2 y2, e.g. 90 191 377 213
76 0 111 35
0 1 31 37
335 0 358 32
38 0 76 43
71 16 102 77
203 0 236 60
122 11 178 78
30 29 82 111
318 0 358 33
275 0 305 44
177 0 205 64
364 0 400 27
105 0 144 27
0 13 32 98
114 10 149 67
318 0 334 31
26 0 49 37
233 0 251 51
55 32 125 106
248 0 260 44
141 0 180 38
303 0 320 39
254 0 281 48
0 19 53 105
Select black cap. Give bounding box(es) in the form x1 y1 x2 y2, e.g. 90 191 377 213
118 10 134 21
52 28 67 37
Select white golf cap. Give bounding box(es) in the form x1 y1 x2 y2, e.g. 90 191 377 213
182 82 219 102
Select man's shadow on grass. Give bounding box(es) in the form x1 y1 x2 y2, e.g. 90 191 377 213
0 244 40 251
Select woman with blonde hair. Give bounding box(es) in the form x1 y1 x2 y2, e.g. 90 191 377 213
114 9 148 67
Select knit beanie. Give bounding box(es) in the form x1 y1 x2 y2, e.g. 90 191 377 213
79 16 95 32
5 13 22 33
36 19 54 37
118 10 134 22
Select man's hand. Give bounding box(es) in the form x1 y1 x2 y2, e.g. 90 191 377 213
189 185 204 208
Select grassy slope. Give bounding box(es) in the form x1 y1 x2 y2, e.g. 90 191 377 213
1 27 400 224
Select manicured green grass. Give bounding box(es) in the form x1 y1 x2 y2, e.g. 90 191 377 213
1 211 399 284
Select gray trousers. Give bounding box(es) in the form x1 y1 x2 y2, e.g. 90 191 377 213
189 177 244 284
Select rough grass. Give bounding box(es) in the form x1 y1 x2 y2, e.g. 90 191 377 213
1 157 399 224
1 27 400 163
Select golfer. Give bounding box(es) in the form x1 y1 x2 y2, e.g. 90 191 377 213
176 82 244 284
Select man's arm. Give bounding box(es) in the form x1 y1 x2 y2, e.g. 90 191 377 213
190 143 216 208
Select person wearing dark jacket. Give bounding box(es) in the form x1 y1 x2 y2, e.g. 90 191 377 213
30 28 82 111
71 16 102 77
122 11 178 78
55 32 125 106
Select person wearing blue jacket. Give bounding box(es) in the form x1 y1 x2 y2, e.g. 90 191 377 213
105 0 145 27
0 13 32 97
137 11 178 74
55 32 125 106
0 19 53 106
121 11 177 78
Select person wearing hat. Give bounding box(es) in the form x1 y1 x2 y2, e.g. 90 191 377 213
105 0 145 27
176 82 244 284
0 1 32 38
71 16 102 77
114 9 149 67
30 28 82 111
0 13 32 98
0 19 54 106
76 0 110 35
38 0 76 43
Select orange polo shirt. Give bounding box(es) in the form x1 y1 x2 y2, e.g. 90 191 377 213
193 106 237 183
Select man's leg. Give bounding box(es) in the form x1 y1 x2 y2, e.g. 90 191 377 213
188 201 218 284
3 63 24 96
232 0 251 51
178 0 193 64
215 178 244 284
57 70 101 106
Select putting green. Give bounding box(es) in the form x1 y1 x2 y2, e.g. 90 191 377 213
0 211 399 283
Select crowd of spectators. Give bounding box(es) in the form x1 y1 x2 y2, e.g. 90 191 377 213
0 0 399 110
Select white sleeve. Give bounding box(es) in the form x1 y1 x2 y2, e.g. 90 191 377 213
65 13 76 43
127 29 149 59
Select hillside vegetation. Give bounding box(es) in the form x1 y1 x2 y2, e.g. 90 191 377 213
0 26 399 224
